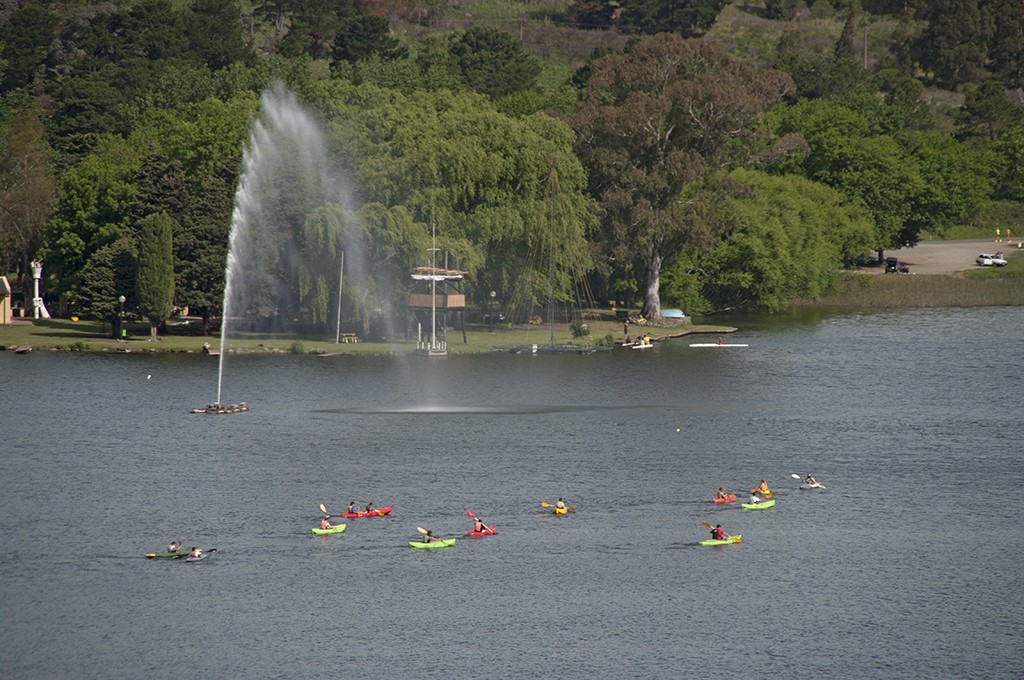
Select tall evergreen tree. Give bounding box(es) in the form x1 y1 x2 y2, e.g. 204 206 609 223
135 212 175 339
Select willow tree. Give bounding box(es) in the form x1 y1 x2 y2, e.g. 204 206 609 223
570 34 792 319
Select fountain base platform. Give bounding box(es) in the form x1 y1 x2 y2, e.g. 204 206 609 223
190 403 250 414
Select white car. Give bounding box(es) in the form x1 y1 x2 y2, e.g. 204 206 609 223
976 253 1008 266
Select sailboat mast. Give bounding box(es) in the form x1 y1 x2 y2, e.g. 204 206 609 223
430 223 438 349
547 163 557 347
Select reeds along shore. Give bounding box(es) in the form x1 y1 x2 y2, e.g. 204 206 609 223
797 272 1024 308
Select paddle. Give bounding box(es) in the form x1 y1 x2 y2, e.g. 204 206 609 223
466 509 490 533
792 473 826 488
319 502 350 518
701 520 735 541
541 501 576 511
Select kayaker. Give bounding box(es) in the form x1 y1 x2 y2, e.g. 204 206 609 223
167 540 181 554
422 529 438 543
472 518 488 533
365 501 375 514
715 488 729 500
748 490 761 504
757 479 771 495
320 515 333 530
804 473 817 485
348 501 358 514
711 524 730 540
555 498 566 510
189 547 203 559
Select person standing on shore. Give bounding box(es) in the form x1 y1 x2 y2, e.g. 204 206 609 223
996 227 1001 242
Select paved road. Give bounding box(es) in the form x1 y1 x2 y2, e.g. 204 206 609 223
860 238 1021 275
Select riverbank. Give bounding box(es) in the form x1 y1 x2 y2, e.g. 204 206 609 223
0 316 735 355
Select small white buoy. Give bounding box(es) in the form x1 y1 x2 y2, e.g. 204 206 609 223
676 427 681 432
147 374 152 380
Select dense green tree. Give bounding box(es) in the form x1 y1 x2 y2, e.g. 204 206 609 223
699 168 874 312
986 0 1024 87
619 0 729 37
279 0 356 59
314 80 597 314
764 0 802 20
448 27 540 99
0 4 59 93
992 124 1024 201
184 0 253 70
175 155 237 332
905 132 992 237
570 34 793 318
957 80 1022 141
135 212 176 339
72 236 136 335
911 0 992 86
43 136 139 296
331 15 406 64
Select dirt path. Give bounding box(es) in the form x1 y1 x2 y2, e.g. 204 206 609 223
859 239 1022 275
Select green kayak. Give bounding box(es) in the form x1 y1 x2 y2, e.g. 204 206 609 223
741 499 776 510
311 523 347 535
699 534 741 546
408 538 456 549
145 551 186 559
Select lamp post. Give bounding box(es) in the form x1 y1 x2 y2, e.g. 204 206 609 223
489 290 496 333
118 295 126 340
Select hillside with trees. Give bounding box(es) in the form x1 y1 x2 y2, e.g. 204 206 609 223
1 0 1021 333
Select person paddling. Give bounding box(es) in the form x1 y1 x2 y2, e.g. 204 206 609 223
748 489 761 504
320 515 333 530
422 529 438 543
757 479 771 495
555 498 566 510
472 518 488 533
710 524 731 541
348 501 358 514
189 546 203 559
167 540 182 554
804 473 817 485
364 501 375 514
715 488 729 500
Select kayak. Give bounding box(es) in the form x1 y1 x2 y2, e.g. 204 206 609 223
311 523 347 535
741 499 776 510
699 534 741 546
340 505 393 518
712 494 736 504
184 548 216 562
467 526 497 537
799 483 826 490
145 551 186 559
408 538 456 549
552 506 568 515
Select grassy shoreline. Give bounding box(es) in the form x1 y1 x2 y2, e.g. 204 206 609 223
794 270 1024 309
0 316 734 355
5 264 1021 354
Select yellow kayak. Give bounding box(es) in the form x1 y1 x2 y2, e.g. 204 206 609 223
552 506 568 515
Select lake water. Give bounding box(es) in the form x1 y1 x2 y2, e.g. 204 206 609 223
1 307 1022 679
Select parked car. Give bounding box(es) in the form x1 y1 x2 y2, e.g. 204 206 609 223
884 256 911 274
976 253 1008 266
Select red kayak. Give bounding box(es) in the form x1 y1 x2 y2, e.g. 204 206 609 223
340 505 393 518
467 526 497 537
712 494 737 504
